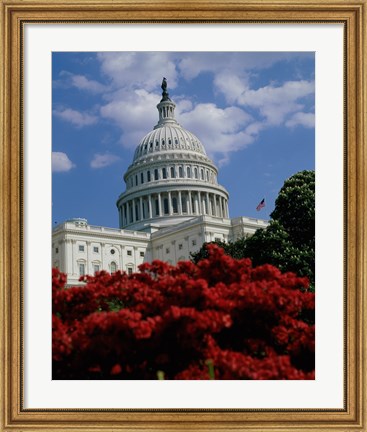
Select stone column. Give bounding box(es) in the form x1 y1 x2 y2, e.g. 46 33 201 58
148 195 152 218
188 191 192 214
100 243 105 270
178 191 182 215
168 191 173 215
71 240 76 275
206 192 210 215
195 192 200 214
63 239 69 274
158 193 162 216
86 240 91 275
198 192 202 214
140 197 144 220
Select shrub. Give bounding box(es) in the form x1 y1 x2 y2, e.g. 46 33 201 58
52 245 315 380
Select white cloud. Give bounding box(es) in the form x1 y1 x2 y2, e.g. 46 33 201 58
57 71 107 94
52 152 75 172
100 89 159 149
90 153 121 169
176 102 254 163
285 112 315 129
70 74 107 94
97 52 178 91
178 52 305 81
53 107 98 127
217 78 315 128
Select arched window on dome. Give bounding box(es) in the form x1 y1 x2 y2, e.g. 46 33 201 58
156 140 159 148
201 169 204 180
194 167 198 179
149 142 153 150
170 167 175 178
187 166 191 178
172 197 178 214
135 175 138 186
206 171 209 181
141 172 144 184
154 169 159 180
162 168 167 179
147 171 151 182
179 166 183 178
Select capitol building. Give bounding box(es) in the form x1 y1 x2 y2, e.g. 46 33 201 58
52 80 267 285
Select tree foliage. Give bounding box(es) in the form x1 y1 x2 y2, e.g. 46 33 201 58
191 170 315 287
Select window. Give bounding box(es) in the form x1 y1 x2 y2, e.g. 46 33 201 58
93 264 100 273
154 169 159 180
172 197 178 214
140 251 145 257
166 248 170 254
79 263 85 276
179 166 183 178
187 166 191 178
147 171 151 182
170 167 175 178
192 239 197 246
127 267 133 275
111 249 115 255
206 171 209 181
127 250 132 256
155 199 159 216
181 196 187 213
163 198 169 215
178 244 183 250
194 167 198 179
141 172 144 183
135 175 138 186
110 262 117 273
215 237 221 242
162 168 167 179
79 245 85 252
93 246 99 253
55 247 58 254
201 169 204 180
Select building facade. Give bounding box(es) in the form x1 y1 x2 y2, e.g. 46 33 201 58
52 80 267 285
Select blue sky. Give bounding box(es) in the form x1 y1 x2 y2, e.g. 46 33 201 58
52 52 315 228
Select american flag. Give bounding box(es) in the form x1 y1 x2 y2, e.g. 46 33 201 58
256 198 265 211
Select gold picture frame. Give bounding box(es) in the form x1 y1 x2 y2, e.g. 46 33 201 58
1 0 366 430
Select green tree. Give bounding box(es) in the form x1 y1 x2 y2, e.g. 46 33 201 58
191 170 315 288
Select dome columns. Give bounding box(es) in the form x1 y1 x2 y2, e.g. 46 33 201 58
118 190 229 229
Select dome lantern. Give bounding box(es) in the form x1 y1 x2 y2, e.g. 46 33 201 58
154 78 178 129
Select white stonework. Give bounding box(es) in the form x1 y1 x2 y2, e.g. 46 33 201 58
52 82 268 284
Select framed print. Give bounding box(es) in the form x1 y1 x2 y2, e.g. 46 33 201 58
0 0 366 431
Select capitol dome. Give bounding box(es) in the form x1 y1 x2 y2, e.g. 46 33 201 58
116 79 229 232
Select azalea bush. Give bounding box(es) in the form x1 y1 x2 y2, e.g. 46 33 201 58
52 245 315 380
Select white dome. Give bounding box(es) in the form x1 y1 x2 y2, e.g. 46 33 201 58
133 124 207 162
116 79 230 232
